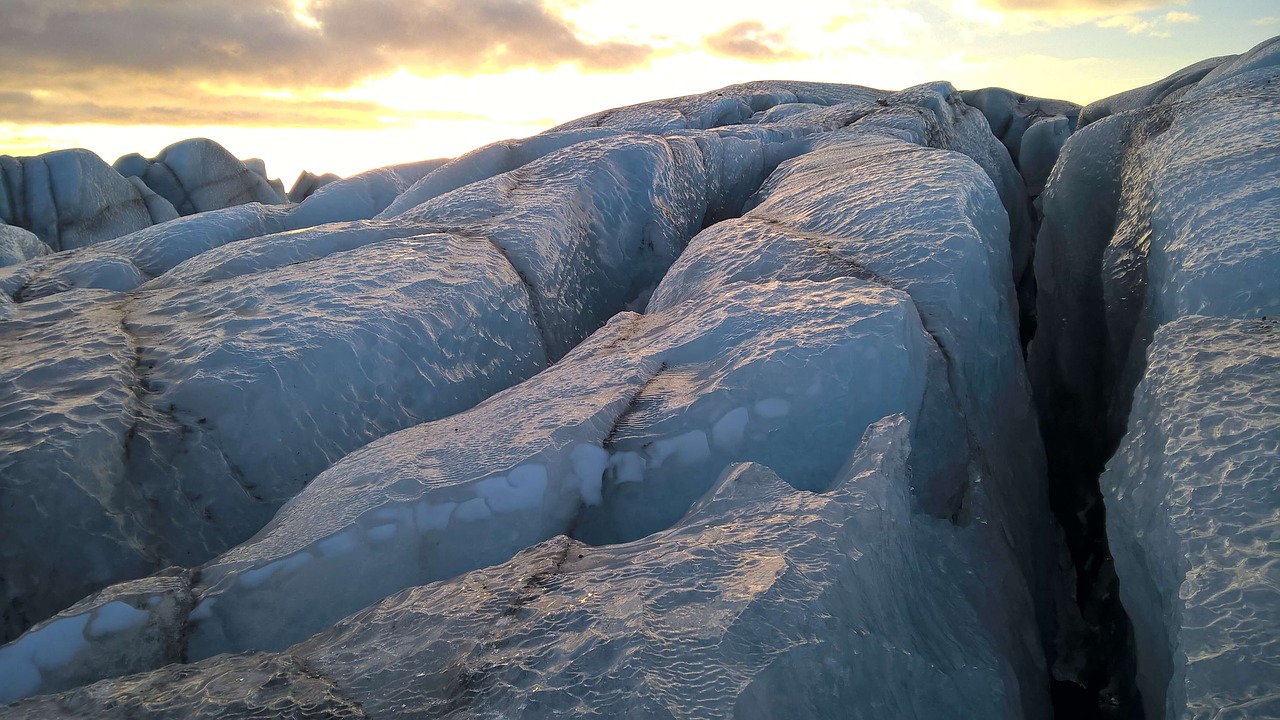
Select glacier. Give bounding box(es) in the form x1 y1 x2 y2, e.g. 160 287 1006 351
1030 35 1280 718
1 35 1278 720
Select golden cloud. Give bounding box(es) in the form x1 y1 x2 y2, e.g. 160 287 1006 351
703 21 807 62
0 0 653 126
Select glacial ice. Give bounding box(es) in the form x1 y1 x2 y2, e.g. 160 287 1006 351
2 418 1048 719
961 87 1080 165
1030 34 1280 718
3 42 1277 717
285 169 340 202
0 226 48 268
0 233 546 645
0 121 808 648
113 138 288 216
0 150 168 251
649 130 1055 625
1103 316 1280 720
0 83 1063 703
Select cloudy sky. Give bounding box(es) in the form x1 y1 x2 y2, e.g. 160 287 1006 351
1 0 1276 183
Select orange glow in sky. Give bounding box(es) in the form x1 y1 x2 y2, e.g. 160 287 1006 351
1 0 1276 185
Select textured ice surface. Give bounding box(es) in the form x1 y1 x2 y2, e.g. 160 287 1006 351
1031 43 1280 457
0 226 48 268
1103 317 1280 719
0 234 546 642
651 131 1054 620
1029 35 1280 718
1 122 800 642
177 275 935 661
113 139 287 216
0 150 164 251
1 418 1048 719
0 572 193 704
283 157 447 227
0 75 1131 711
0 107 1059 702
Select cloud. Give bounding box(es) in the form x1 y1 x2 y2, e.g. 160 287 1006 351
703 21 806 62
1253 16 1280 26
0 73 499 129
1096 14 1152 34
0 0 653 127
0 0 652 84
953 0 1196 36
972 0 1168 13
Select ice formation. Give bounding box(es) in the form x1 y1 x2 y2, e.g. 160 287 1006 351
113 139 288 216
3 419 1048 719
1030 35 1280 718
0 150 172 251
1 36 1278 720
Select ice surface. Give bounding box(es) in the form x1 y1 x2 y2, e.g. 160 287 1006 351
0 150 160 251
377 129 618 218
550 80 886 134
3 203 293 301
1 122 805 644
1031 53 1280 455
1079 56 1227 126
1029 36 1280 717
654 129 1064 653
0 571 195 704
0 99 1066 700
181 275 935 659
0 233 546 642
1102 316 1280 720
285 170 340 202
2 418 1050 719
283 157 448 227
961 87 1080 164
113 139 287 216
0 225 48 268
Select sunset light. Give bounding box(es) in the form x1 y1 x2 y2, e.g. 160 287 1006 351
2 0 1275 182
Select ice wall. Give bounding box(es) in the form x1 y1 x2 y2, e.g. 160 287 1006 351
1030 34 1280 718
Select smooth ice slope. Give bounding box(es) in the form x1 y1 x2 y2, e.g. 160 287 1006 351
1 418 1048 719
1103 317 1280 719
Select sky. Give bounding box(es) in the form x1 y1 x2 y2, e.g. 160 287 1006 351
1 0 1276 186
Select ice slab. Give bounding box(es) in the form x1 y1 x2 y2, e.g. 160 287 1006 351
0 233 546 642
1103 316 1280 720
0 150 160 251
0 225 49 268
1 418 1049 719
114 139 287 216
